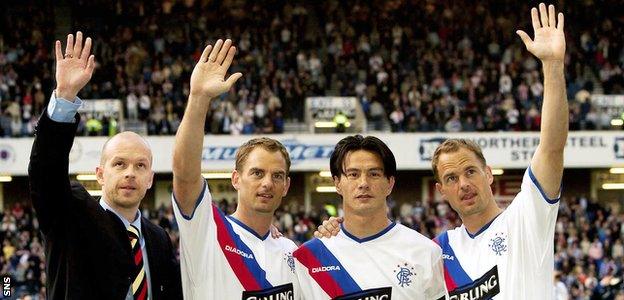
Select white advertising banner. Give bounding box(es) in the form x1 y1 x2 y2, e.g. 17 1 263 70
2 131 624 175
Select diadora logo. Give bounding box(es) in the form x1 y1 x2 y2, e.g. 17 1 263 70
224 245 254 259
442 254 455 260
393 263 416 287
488 232 508 256
311 265 341 273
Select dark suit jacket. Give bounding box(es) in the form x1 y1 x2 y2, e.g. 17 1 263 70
28 112 182 300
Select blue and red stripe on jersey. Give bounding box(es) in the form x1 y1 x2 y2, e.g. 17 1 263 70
213 204 272 291
293 238 361 298
434 232 473 292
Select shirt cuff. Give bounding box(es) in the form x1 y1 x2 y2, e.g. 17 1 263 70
47 91 83 123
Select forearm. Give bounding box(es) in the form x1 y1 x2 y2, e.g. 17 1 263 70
531 61 567 198
28 111 78 232
172 94 211 202
539 61 568 152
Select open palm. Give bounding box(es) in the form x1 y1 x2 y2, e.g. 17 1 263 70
517 3 565 63
190 39 242 99
55 32 95 100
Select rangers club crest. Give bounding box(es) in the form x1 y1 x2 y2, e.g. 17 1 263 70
393 263 416 287
488 232 508 256
284 253 295 273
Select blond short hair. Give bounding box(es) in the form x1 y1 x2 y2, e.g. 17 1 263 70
431 139 486 182
235 138 291 174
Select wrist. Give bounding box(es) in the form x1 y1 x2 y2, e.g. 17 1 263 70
55 87 78 101
541 60 564 71
187 94 212 111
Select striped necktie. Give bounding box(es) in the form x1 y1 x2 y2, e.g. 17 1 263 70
127 225 148 300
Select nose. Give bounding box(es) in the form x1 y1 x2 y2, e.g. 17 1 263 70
261 174 274 188
357 175 370 190
459 175 471 190
124 167 136 179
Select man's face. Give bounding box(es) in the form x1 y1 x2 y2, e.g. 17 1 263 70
435 147 495 218
96 133 154 211
232 148 290 215
334 150 395 216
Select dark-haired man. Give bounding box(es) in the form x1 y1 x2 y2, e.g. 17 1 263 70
293 135 447 300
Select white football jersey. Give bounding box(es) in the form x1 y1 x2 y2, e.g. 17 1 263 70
293 222 447 300
434 168 560 300
172 182 299 300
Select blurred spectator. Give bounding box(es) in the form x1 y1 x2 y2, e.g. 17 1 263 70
2 0 622 137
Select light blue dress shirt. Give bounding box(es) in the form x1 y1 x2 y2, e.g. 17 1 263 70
46 91 83 123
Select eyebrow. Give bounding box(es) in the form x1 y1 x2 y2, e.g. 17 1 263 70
344 167 384 172
443 165 477 178
248 167 264 173
110 156 149 163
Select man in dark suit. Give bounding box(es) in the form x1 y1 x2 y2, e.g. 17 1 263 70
28 31 182 299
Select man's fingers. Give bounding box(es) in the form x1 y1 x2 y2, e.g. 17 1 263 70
200 45 212 63
539 3 548 28
80 37 92 63
73 31 83 58
224 72 242 88
557 12 564 31
216 39 232 65
530 7 540 34
516 30 532 48
548 5 556 28
208 39 223 63
221 46 237 71
85 55 96 74
65 34 74 57
55 40 62 62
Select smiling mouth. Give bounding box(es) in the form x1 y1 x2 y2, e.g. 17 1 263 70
257 193 274 199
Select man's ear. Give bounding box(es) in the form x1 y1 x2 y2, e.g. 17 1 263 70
231 170 240 190
333 176 342 196
96 166 105 186
435 182 447 201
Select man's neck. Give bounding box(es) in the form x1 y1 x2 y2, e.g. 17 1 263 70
343 210 391 239
462 204 503 235
103 198 139 223
231 208 273 238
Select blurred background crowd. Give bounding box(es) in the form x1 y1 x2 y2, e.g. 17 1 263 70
1 0 623 137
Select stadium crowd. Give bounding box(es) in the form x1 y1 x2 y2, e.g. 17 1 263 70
1 0 623 137
1 194 622 299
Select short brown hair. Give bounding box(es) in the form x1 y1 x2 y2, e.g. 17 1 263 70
235 137 291 174
431 139 486 182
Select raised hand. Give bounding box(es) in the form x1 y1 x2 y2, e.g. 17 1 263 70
516 3 565 63
55 31 96 100
190 39 243 100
